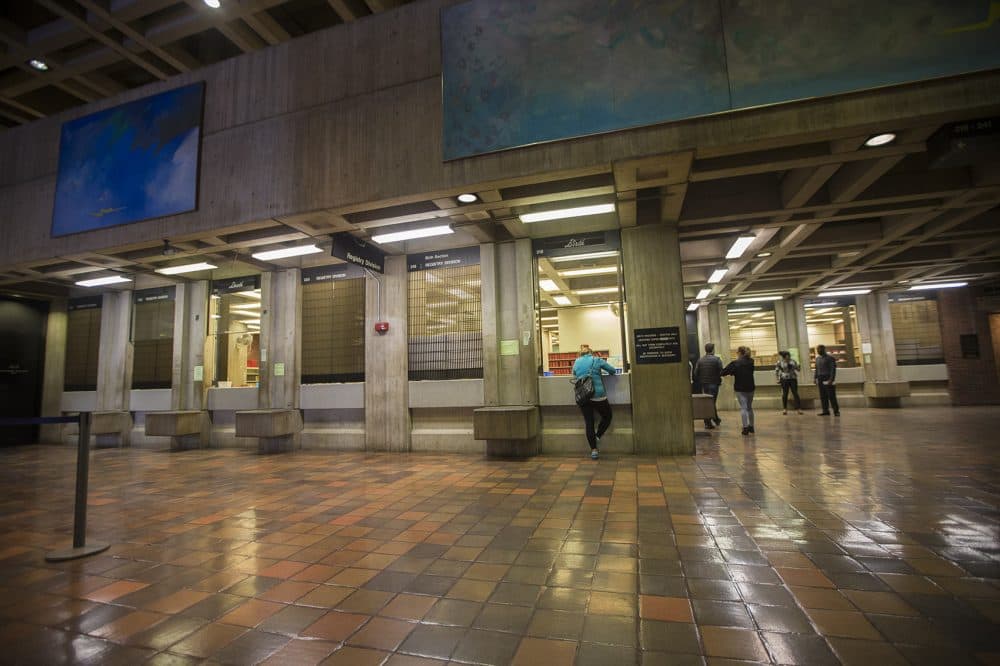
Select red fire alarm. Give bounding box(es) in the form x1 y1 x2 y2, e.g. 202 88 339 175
374 321 389 334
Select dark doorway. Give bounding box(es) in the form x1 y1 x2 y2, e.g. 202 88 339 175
0 297 49 445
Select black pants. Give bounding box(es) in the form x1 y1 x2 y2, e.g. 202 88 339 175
781 379 801 410
818 378 840 414
580 399 613 449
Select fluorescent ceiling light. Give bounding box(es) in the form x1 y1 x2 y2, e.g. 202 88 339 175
457 193 478 203
573 287 618 295
707 269 728 284
832 319 844 324
553 295 572 305
28 59 48 71
750 312 770 318
371 225 453 244
804 301 837 308
865 132 896 147
541 324 558 328
540 316 558 321
204 0 221 7
156 262 217 275
686 302 700 312
238 319 260 324
725 235 755 260
818 289 871 297
549 251 619 263
695 288 712 300
727 306 762 313
539 279 559 292
236 290 261 299
734 295 783 303
251 245 323 261
909 281 967 291
559 266 618 277
211 314 221 319
756 251 772 258
520 203 615 223
75 275 132 287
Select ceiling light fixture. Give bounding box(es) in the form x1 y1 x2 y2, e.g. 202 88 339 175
707 268 728 284
725 235 756 260
251 245 323 261
549 251 620 263
519 203 615 223
553 295 572 306
727 307 762 313
695 288 712 300
236 290 261 299
686 303 700 312
539 279 559 292
909 281 967 290
573 287 618 295
457 193 478 203
540 316 558 321
75 275 132 287
756 251 772 258
734 295 783 303
371 225 453 244
804 301 838 308
203 0 221 7
558 266 619 277
28 59 49 71
864 132 896 147
818 289 871 297
155 262 218 275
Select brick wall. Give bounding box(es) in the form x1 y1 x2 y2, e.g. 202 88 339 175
938 287 1000 405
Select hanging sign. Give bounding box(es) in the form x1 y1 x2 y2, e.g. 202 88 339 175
133 286 175 304
301 263 365 284
407 245 480 272
634 326 682 364
68 295 102 311
212 275 260 295
331 233 385 273
532 230 620 259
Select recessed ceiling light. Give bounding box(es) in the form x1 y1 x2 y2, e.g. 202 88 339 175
558 266 618 277
818 289 871 297
553 295 572 305
539 279 559 292
707 269 728 284
75 275 131 287
156 262 218 275
203 0 221 7
756 251 772 258
251 245 323 260
695 288 711 300
686 303 700 312
519 203 615 223
725 235 755 260
371 225 453 244
865 133 896 147
549 251 619 263
734 295 783 303
457 193 478 203
28 59 48 71
909 281 967 291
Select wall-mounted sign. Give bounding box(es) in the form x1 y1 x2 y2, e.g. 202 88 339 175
68 296 102 311
193 365 204 381
332 233 385 273
960 333 980 359
532 230 621 259
634 326 682 364
212 275 260 295
133 286 175 304
301 263 365 284
273 363 285 376
500 339 519 356
407 245 480 272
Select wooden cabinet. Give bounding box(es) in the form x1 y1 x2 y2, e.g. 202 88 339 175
547 350 608 375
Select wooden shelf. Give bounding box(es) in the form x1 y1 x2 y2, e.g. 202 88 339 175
547 350 608 376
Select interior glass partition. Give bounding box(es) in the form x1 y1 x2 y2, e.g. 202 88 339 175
207 276 261 388
804 297 861 368
301 264 366 383
64 296 102 391
889 292 944 364
131 287 174 389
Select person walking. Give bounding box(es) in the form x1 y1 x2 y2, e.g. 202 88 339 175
775 350 803 415
693 343 723 430
572 344 618 459
815 344 840 416
722 346 756 436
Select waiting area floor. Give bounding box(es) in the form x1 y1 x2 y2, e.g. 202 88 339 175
0 406 997 665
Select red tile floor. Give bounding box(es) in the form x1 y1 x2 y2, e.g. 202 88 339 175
0 405 997 665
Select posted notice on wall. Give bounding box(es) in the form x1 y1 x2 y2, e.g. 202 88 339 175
634 326 682 364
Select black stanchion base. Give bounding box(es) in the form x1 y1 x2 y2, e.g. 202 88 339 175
45 542 110 562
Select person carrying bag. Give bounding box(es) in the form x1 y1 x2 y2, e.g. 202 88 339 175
571 344 618 460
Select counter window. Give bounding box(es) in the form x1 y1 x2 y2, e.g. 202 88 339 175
64 296 102 391
727 304 778 368
207 278 261 388
805 299 861 368
889 294 944 365
302 270 365 383
132 288 174 389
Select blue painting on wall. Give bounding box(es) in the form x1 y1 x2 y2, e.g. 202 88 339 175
51 83 205 237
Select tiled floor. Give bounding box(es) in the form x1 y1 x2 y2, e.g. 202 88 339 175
0 405 997 665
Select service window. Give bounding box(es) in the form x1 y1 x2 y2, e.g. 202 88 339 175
407 247 483 381
301 264 366 383
64 296 102 391
727 303 779 368
131 287 174 389
804 298 861 368
533 232 626 375
208 276 261 388
889 293 944 365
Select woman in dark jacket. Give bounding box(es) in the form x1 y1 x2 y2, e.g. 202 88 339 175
722 346 756 436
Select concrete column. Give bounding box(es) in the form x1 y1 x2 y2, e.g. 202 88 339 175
622 223 693 455
260 270 301 410
365 256 410 452
480 243 500 406
95 291 133 446
855 292 909 407
697 302 734 411
172 281 210 411
39 298 67 443
773 297 817 408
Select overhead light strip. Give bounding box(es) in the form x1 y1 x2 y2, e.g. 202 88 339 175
75 275 132 287
156 262 218 275
733 295 783 303
695 288 711 300
707 269 728 284
519 203 615 223
371 225 453 244
908 282 967 291
818 289 871 297
251 245 323 260
725 236 756 260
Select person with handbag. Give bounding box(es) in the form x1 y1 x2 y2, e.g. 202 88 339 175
775 350 803 415
572 344 618 459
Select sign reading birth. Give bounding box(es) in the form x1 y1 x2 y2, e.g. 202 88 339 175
634 326 682 364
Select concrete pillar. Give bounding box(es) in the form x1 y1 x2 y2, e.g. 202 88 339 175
481 243 500 406
172 281 210 411
855 292 909 407
938 286 1000 405
622 223 693 455
255 270 302 450
697 303 734 412
365 256 410 452
95 291 133 446
39 298 67 443
773 297 817 408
